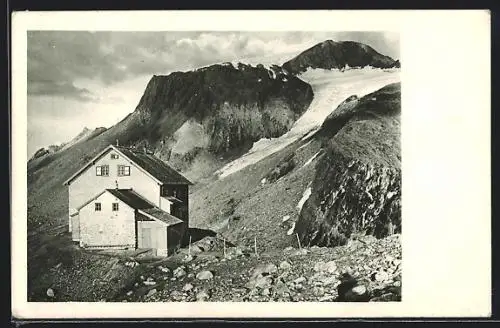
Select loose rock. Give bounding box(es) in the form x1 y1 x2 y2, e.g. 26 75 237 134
196 290 210 301
351 285 367 296
183 283 194 292
251 263 277 278
173 267 186 278
374 271 389 282
46 288 55 298
313 286 325 297
279 261 291 270
146 289 157 298
196 270 214 280
294 277 306 284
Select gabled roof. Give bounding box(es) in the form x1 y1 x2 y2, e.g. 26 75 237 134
115 146 193 185
76 190 108 211
139 208 184 226
63 145 193 186
106 189 155 210
76 188 184 226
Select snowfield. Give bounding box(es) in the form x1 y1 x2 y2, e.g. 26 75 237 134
216 68 401 178
297 186 312 212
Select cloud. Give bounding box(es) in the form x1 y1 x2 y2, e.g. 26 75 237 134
27 80 97 101
27 31 399 102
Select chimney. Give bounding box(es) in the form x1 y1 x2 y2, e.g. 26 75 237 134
143 146 147 154
116 139 119 147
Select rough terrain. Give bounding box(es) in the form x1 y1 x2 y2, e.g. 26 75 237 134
35 232 401 302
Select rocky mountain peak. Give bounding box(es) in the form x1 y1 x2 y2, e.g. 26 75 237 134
283 40 400 75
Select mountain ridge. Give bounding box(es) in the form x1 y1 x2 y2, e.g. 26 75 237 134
283 40 400 75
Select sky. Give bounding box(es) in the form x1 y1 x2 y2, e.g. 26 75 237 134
27 31 399 158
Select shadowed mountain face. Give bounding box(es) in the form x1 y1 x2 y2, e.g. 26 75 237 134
296 83 401 247
283 40 400 75
133 62 314 157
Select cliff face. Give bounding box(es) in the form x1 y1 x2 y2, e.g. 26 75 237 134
131 63 314 158
283 40 399 75
296 82 401 247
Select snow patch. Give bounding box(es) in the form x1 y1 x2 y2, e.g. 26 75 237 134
286 222 296 236
300 129 318 141
260 178 267 185
267 69 277 80
282 215 290 222
302 151 321 168
296 140 313 151
297 187 312 212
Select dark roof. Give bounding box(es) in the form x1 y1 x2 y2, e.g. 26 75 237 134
106 189 155 210
139 208 184 226
63 145 193 186
115 146 193 185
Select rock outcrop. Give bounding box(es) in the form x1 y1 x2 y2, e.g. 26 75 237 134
131 62 314 159
296 82 401 247
283 40 400 75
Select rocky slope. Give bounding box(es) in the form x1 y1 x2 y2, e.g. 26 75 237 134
29 145 64 162
296 83 401 247
33 231 401 302
283 40 400 75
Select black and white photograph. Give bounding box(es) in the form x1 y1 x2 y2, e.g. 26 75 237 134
11 10 491 319
26 29 402 303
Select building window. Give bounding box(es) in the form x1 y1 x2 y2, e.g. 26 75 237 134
95 203 101 211
110 153 119 159
112 203 119 211
96 165 109 176
117 165 130 176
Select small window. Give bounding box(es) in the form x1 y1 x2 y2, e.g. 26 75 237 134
112 203 119 211
117 165 130 176
95 203 101 211
110 153 119 159
96 165 109 176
